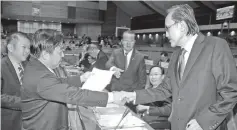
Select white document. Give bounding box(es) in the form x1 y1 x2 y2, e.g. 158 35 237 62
82 68 115 91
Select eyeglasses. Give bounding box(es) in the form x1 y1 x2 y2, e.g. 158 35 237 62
165 22 178 32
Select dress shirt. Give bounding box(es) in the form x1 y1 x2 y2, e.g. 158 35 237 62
182 34 198 67
8 55 23 84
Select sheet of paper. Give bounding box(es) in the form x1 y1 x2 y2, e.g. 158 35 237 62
82 68 115 91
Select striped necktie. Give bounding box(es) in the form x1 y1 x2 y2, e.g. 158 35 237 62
18 64 24 85
178 48 187 80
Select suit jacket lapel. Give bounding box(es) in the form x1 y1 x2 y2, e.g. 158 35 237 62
181 33 205 84
119 49 126 70
6 56 21 85
171 50 182 87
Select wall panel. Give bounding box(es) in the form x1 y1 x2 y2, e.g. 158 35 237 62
2 1 32 16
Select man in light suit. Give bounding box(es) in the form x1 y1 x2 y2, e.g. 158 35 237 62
21 29 119 130
1 32 31 130
105 31 147 92
114 4 237 130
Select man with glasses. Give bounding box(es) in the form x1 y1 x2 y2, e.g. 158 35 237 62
105 30 147 92
113 4 237 130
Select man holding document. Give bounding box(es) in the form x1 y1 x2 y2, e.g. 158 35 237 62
21 29 123 130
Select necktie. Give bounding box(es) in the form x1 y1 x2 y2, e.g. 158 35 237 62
124 52 128 70
18 64 24 85
178 48 187 80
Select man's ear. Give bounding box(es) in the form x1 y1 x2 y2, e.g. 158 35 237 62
179 21 187 33
7 43 14 53
41 51 50 60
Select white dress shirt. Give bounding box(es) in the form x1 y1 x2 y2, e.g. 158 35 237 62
8 55 23 84
182 34 198 68
110 49 134 71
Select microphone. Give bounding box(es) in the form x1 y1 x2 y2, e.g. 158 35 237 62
114 107 130 130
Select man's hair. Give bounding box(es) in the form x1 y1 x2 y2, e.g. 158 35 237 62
149 65 164 75
160 51 168 57
32 29 63 58
6 32 30 53
123 30 136 38
167 4 199 35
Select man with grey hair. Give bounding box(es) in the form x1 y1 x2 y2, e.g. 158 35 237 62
114 4 237 130
106 30 147 92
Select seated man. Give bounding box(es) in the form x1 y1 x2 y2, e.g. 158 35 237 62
105 31 147 92
136 66 171 123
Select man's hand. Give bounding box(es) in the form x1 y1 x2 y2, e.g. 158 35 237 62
112 91 136 105
80 72 94 82
111 67 124 78
186 119 203 130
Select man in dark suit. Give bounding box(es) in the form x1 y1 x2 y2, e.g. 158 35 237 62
21 29 118 130
1 32 31 130
87 43 108 70
105 30 147 92
115 4 237 130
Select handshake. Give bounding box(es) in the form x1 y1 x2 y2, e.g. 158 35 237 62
110 91 137 105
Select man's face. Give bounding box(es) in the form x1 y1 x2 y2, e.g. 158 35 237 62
88 45 98 58
161 54 167 61
165 13 183 47
48 46 64 69
88 56 95 64
121 33 135 52
10 37 30 62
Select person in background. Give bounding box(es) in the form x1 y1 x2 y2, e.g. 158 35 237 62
105 30 147 92
156 51 170 73
87 43 108 70
136 66 171 124
1 32 31 130
76 44 90 69
87 55 97 71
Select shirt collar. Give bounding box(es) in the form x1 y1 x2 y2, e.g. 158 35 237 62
182 34 198 53
124 49 133 55
8 55 22 68
38 59 55 74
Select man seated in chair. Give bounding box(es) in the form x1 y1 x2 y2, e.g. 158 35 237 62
136 66 171 129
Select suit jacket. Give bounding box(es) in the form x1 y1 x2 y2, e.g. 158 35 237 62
135 33 237 130
88 50 108 71
1 56 22 130
106 48 147 92
146 97 172 117
21 57 109 130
